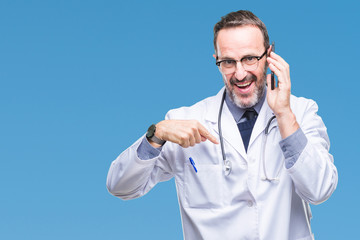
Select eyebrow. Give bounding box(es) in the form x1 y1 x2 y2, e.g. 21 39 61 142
217 56 235 60
217 53 259 60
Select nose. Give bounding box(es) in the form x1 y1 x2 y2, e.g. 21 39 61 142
234 61 247 80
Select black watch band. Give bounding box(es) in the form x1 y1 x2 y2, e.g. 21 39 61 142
146 124 166 146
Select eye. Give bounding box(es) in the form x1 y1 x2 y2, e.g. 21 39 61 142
221 60 236 67
242 56 257 65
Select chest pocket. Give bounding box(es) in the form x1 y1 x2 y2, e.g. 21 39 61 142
184 163 223 209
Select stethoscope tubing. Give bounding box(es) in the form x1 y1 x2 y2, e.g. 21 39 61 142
218 91 227 162
218 90 277 179
217 91 314 237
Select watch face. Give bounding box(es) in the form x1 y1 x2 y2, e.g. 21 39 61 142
146 124 156 138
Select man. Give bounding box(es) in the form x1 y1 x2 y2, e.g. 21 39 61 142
107 10 338 240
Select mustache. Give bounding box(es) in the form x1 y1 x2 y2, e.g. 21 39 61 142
229 74 257 85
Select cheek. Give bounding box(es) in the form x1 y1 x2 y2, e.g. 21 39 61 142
254 68 267 84
222 73 233 85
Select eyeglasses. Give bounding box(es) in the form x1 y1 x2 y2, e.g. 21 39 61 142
216 49 267 74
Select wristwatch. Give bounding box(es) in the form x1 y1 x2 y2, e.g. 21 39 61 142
146 124 166 146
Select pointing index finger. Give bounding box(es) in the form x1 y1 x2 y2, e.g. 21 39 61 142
198 124 219 144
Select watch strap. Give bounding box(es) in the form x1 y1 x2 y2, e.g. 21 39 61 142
146 124 166 146
149 134 166 146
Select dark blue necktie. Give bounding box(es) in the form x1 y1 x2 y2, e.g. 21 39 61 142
237 108 258 152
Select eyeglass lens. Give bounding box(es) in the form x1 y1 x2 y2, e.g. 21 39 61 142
219 60 259 74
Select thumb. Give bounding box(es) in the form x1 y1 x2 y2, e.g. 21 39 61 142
266 73 272 89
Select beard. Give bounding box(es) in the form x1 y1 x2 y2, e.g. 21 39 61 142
223 67 267 108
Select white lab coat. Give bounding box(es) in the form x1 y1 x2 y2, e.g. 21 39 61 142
107 88 338 240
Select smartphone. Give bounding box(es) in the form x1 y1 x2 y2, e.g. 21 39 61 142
270 41 275 90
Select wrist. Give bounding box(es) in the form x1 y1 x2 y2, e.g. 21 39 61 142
146 137 164 148
275 111 299 139
275 109 294 122
146 123 166 146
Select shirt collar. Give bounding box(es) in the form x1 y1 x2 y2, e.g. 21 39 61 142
225 88 266 123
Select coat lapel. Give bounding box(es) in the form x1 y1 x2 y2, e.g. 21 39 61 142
205 88 247 159
249 99 277 148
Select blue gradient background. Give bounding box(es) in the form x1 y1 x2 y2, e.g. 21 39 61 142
1 0 358 239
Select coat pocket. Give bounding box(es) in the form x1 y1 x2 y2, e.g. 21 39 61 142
184 164 223 208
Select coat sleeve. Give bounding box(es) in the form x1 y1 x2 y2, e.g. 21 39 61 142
106 136 173 200
287 99 338 205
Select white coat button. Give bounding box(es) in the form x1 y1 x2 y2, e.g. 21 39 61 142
247 200 253 207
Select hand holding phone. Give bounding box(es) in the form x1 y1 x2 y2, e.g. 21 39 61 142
271 41 275 90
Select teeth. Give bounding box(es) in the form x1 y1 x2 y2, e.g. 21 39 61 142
236 82 251 88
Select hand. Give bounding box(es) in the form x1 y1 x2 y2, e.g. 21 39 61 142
152 120 219 148
266 51 292 116
266 52 299 138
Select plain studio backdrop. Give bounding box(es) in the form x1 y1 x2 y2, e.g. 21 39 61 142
0 0 358 239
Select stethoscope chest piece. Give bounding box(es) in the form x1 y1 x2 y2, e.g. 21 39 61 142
218 90 279 179
223 160 232 176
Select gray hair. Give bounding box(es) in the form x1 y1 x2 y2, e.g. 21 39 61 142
213 10 270 55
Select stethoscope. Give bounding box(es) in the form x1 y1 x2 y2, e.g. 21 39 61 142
218 91 281 182
218 91 313 237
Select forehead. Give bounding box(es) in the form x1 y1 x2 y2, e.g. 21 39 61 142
216 26 264 57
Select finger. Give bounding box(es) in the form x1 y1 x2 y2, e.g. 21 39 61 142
180 142 190 148
269 51 288 66
179 136 190 148
198 124 219 144
202 131 219 144
267 55 289 77
266 74 279 95
266 73 272 90
268 62 287 82
188 134 196 147
193 129 202 144
268 62 281 78
268 62 291 91
267 57 284 74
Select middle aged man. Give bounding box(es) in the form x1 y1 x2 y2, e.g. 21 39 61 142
107 10 338 240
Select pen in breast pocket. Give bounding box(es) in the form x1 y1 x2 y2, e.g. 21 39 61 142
189 157 198 173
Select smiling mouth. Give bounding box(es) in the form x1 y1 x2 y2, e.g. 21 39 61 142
235 81 252 88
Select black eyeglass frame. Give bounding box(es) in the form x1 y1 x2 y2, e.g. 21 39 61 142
215 49 268 70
